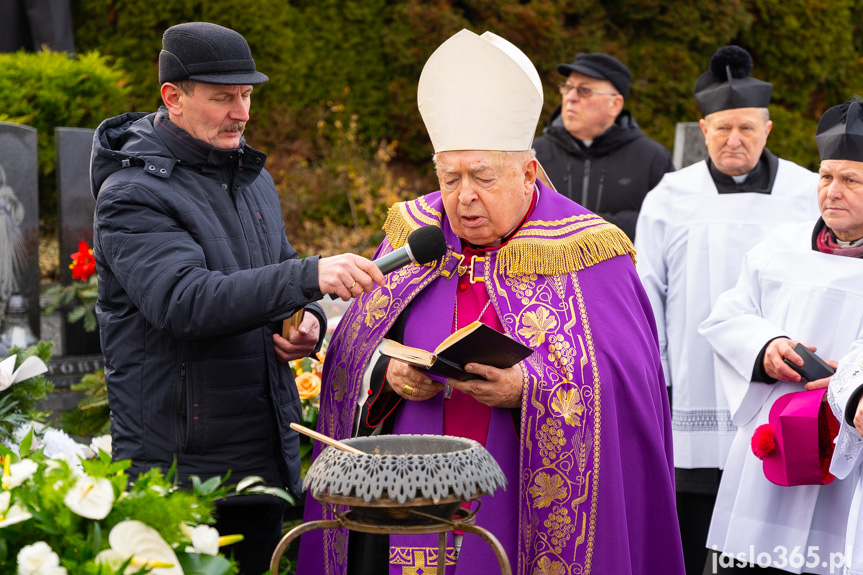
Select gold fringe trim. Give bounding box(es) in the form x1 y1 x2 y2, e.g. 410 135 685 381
497 223 636 277
383 202 636 277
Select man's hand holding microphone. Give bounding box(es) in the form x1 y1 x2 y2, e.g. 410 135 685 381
275 226 448 362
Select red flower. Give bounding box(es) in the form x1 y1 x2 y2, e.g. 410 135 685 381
69 240 96 281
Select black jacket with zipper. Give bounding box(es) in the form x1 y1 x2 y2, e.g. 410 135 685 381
91 109 325 495
534 108 674 240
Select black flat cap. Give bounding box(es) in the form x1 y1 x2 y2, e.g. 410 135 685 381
694 46 771 115
159 22 268 86
816 101 863 162
557 53 631 98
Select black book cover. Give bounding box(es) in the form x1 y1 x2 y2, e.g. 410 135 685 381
379 321 534 381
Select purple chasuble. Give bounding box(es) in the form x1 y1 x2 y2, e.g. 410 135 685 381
296 182 685 575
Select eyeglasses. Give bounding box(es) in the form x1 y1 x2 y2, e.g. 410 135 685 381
558 83 619 98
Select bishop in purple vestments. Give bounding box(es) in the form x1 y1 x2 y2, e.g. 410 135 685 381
295 29 683 575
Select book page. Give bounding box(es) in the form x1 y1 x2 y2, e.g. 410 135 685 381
434 321 482 355
381 340 436 368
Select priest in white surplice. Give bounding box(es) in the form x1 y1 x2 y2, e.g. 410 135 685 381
634 45 820 574
823 102 863 575
699 100 863 574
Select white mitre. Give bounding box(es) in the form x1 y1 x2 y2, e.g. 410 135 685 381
418 29 543 152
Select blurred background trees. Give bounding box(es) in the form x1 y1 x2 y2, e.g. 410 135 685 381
11 0 863 261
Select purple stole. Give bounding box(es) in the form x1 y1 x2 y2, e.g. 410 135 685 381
296 182 684 575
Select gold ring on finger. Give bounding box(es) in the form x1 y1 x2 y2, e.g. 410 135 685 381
403 384 414 396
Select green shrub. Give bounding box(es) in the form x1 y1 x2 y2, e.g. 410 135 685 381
270 100 418 259
71 0 390 144
0 50 128 225
69 0 863 180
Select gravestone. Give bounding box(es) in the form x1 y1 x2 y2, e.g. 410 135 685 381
56 127 100 356
672 121 709 170
0 122 40 341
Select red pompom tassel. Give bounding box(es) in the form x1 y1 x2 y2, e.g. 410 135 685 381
751 424 776 460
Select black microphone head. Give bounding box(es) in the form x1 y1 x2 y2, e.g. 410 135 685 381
407 226 448 265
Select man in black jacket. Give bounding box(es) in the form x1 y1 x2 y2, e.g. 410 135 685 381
91 22 384 574
533 53 674 240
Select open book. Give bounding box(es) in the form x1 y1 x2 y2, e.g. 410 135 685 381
379 321 534 381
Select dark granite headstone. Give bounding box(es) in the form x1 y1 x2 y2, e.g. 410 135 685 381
57 128 95 282
0 122 40 340
56 127 100 356
673 121 709 170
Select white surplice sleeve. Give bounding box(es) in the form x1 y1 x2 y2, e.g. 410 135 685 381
634 182 672 387
698 235 786 426
829 344 863 480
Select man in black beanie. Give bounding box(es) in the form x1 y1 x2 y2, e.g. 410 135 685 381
91 22 384 574
634 45 820 575
533 52 674 240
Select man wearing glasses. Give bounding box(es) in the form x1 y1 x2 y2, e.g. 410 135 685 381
534 52 674 240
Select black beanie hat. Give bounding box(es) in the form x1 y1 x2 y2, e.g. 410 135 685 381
816 101 863 162
694 46 772 115
159 22 268 86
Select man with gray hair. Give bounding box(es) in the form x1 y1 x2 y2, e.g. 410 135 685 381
698 99 863 574
635 45 820 574
297 28 683 575
91 21 384 573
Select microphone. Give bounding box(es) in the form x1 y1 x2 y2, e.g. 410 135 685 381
374 226 448 274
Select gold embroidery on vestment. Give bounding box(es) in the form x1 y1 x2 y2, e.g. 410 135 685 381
389 547 456 573
572 272 601 571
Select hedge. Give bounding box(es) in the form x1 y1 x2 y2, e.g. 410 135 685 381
0 50 128 222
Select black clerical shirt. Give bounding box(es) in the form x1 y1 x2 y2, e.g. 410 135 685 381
707 149 780 195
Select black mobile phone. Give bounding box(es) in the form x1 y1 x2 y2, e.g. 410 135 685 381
782 343 835 382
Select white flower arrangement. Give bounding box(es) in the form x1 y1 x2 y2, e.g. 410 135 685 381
0 345 293 574
0 426 291 575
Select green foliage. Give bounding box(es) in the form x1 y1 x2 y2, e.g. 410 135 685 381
0 443 242 575
0 50 127 225
63 0 863 250
58 368 110 439
71 0 390 141
274 101 418 258
0 342 53 441
43 275 98 333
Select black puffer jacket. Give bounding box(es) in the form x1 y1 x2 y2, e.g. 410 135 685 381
91 109 325 495
534 108 674 240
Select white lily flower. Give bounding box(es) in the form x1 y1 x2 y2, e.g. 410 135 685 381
41 429 86 462
90 435 112 455
189 524 220 555
0 490 32 528
0 355 48 392
96 520 182 575
16 541 66 575
2 458 38 490
63 476 115 520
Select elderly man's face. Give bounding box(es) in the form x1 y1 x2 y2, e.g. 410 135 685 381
437 151 536 247
164 82 253 149
561 72 623 141
818 159 863 242
699 107 772 176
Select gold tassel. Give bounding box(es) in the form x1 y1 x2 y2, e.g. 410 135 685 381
497 223 636 277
